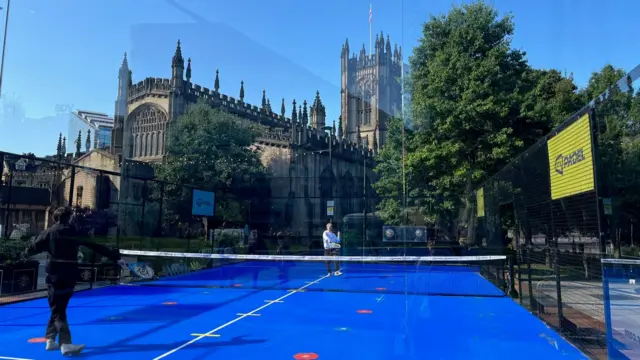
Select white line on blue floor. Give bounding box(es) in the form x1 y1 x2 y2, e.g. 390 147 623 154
153 274 330 360
0 356 35 360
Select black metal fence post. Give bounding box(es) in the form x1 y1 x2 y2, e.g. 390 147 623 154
589 107 607 256
3 161 13 239
549 185 564 327
157 182 164 239
0 152 4 185
67 165 76 207
140 179 147 237
0 151 3 239
526 244 535 313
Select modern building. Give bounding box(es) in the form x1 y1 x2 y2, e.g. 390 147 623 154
67 110 114 152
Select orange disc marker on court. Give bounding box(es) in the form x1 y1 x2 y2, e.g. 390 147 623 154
293 353 319 360
232 283 243 287
163 301 178 305
357 309 373 314
28 337 48 343
376 287 386 291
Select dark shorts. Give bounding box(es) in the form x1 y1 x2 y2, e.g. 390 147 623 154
324 248 339 256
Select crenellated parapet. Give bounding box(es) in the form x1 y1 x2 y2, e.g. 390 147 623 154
128 78 172 101
123 39 376 160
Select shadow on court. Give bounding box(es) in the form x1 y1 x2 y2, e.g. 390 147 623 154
80 335 267 357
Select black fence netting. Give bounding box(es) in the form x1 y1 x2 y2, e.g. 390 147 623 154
0 148 384 305
472 67 640 359
0 150 207 305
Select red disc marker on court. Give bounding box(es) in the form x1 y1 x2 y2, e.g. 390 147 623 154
376 287 386 291
357 309 373 314
232 283 243 287
28 338 48 343
163 301 178 305
293 353 319 360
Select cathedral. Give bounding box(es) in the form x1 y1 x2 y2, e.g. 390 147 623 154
108 35 403 239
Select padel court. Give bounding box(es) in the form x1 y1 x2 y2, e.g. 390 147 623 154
0 257 588 359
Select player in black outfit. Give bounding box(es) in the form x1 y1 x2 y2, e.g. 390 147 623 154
23 207 125 356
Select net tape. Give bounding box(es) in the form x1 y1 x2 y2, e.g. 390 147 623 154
602 258 640 265
119 249 507 263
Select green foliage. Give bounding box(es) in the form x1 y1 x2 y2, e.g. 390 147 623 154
373 116 411 225
376 1 582 236
584 65 640 249
155 100 268 226
408 2 531 228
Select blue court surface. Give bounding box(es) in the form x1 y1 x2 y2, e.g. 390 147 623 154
0 260 588 359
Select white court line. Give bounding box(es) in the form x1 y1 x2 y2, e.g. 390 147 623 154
153 274 330 360
264 300 284 303
0 356 34 360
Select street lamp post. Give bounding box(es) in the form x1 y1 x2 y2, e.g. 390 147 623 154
0 0 11 96
321 126 333 223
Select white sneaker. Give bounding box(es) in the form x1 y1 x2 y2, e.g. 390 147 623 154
334 271 342 276
327 272 332 277
45 340 59 351
60 343 85 356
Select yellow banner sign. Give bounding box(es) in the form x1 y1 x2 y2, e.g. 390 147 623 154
476 188 485 217
547 113 595 200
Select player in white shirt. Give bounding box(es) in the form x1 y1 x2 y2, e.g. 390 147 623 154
322 222 342 276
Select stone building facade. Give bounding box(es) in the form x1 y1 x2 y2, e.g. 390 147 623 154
341 32 403 150
106 37 402 239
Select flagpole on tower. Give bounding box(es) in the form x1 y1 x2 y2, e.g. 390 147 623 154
369 4 372 56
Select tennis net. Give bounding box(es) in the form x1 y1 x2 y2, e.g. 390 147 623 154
116 250 509 297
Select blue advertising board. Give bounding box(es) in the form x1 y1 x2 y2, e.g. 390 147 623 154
191 190 215 216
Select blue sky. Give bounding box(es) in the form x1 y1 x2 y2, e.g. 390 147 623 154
0 0 638 156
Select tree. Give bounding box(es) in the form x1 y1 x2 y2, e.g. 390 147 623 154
405 2 582 240
155 100 268 228
519 69 584 133
584 65 637 254
374 116 412 225
407 3 527 238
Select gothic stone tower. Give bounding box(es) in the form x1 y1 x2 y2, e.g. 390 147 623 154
108 40 378 240
340 32 403 152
